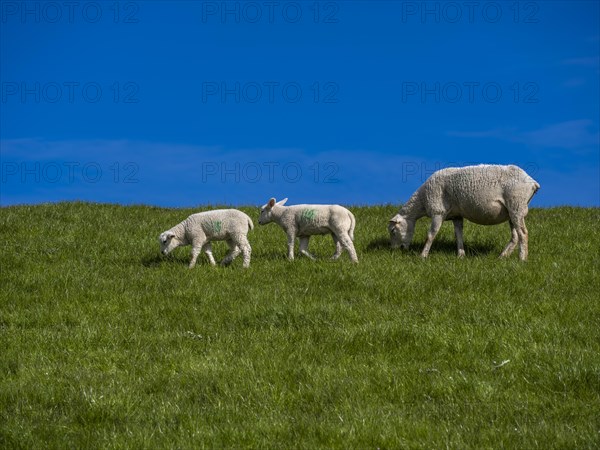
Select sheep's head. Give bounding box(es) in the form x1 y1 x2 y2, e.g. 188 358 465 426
258 197 287 225
388 214 410 249
159 231 179 255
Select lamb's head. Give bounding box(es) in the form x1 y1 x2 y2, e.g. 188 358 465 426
159 231 180 255
258 197 287 225
388 214 411 249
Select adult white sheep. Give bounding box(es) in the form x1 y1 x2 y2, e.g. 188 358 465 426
258 198 358 263
388 164 540 261
159 209 253 268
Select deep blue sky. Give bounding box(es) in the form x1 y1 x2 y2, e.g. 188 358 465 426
1 1 598 207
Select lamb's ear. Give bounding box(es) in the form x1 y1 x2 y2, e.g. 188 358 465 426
276 198 288 206
268 198 276 208
166 232 176 240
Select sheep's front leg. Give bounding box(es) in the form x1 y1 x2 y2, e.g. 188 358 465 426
453 218 465 258
299 236 316 260
202 242 216 266
189 245 202 268
421 215 444 258
286 233 296 260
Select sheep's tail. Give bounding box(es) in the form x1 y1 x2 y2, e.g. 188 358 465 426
348 211 356 241
530 181 541 203
247 216 254 231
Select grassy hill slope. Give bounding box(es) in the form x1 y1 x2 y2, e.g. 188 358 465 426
1 203 599 448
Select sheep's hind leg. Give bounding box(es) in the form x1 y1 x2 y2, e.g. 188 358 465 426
499 221 519 259
506 208 529 261
453 218 465 258
331 234 343 260
421 215 444 258
237 235 252 268
299 236 316 260
221 239 241 266
202 242 216 266
515 217 529 261
339 232 358 263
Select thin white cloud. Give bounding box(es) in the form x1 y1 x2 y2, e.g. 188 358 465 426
519 120 599 149
447 128 516 139
563 77 586 88
448 120 599 150
561 56 599 68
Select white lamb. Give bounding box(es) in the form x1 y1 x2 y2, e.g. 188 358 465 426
388 164 540 261
159 209 253 268
258 198 358 263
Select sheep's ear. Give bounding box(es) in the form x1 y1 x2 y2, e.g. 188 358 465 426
166 232 176 239
268 198 276 208
276 198 288 206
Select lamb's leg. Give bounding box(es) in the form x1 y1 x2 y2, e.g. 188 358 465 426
221 239 241 266
299 236 316 260
202 242 216 266
453 218 465 258
189 239 205 268
338 232 359 263
499 221 519 258
421 215 444 258
287 233 295 260
331 234 343 260
237 235 252 268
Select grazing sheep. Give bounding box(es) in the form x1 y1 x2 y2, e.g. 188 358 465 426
258 198 358 263
159 209 253 268
388 164 540 260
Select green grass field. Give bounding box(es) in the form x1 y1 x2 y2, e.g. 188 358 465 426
1 202 599 449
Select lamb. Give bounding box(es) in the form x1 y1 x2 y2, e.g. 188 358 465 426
258 198 358 263
388 164 540 261
159 209 253 268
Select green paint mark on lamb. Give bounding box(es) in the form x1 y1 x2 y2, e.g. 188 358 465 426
301 209 317 223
